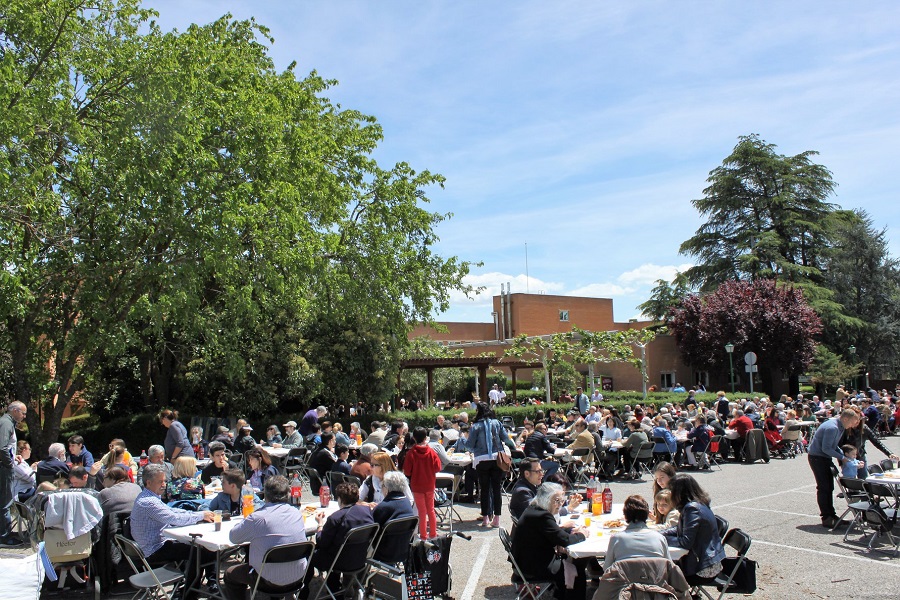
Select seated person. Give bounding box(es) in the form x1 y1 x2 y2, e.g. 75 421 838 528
210 426 235 451
262 425 283 447
166 456 204 501
565 419 596 463
308 433 338 481
224 476 308 599
350 443 377 481
523 422 560 478
330 445 352 477
371 471 417 563
36 443 70 482
303 482 375 596
620 419 650 476
13 440 36 501
651 417 678 460
246 448 278 490
603 495 668 570
65 466 101 498
200 441 238 484
512 483 589 599
661 474 726 585
276 420 303 449
650 489 681 530
131 464 215 597
99 466 141 515
427 429 451 468
304 423 323 448
67 435 95 470
91 445 131 486
208 468 255 516
509 458 543 521
137 445 173 487
234 425 257 455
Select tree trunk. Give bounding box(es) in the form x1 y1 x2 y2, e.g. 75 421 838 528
788 373 800 398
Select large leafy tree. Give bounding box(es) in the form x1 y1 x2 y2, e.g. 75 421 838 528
668 279 822 396
678 134 857 329
0 1 471 451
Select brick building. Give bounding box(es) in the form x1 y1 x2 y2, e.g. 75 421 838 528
410 292 707 393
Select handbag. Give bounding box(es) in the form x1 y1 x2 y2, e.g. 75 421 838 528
492 421 512 472
719 557 757 593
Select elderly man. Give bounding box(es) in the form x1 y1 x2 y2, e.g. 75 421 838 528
727 409 755 462
276 420 303 449
136 445 173 487
299 406 327 437
363 421 387 448
36 442 70 482
566 418 596 463
809 408 862 528
132 464 215 596
1 401 28 545
428 429 451 468
224 476 308 599
200 441 238 484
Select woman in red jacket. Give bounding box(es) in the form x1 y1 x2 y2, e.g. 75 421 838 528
403 426 443 540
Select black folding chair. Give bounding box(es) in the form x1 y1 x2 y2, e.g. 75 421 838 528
366 516 419 600
563 447 592 487
862 480 900 555
693 528 754 600
868 463 884 475
115 534 185 600
310 522 380 600
715 515 729 541
498 528 555 600
881 459 895 473
836 476 877 541
249 541 315 599
436 464 465 533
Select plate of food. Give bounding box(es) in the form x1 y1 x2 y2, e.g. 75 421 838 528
602 518 626 529
302 505 318 518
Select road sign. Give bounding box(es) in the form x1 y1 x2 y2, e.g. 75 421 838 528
745 352 757 365
745 365 758 373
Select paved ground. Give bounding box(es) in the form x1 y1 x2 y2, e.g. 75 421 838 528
11 436 900 599
440 435 900 600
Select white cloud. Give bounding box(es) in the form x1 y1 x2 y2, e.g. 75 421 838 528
447 271 565 307
617 263 694 287
568 283 633 298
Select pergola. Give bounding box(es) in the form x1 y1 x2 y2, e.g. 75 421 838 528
398 356 544 406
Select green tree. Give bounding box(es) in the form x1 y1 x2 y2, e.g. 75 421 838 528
807 345 863 399
637 273 691 323
679 134 856 329
0 1 472 452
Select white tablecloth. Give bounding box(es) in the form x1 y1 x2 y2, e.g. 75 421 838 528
262 446 290 459
564 503 687 561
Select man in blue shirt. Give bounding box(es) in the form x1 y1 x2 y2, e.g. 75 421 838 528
808 408 861 528
67 435 94 470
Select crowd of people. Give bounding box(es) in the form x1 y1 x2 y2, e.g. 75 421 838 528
1 382 899 598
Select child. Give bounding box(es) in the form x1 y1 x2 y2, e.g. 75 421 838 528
841 444 862 479
651 489 680 529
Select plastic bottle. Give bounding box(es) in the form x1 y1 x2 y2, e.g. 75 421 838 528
585 476 595 502
602 482 613 514
139 450 148 468
290 473 302 506
319 483 331 508
241 483 255 517
591 490 603 516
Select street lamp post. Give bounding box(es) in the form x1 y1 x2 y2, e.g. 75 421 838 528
725 343 735 394
848 345 857 390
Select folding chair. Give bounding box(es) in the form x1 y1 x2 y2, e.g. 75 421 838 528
868 463 884 475
881 459 896 473
652 437 673 466
115 534 185 600
498 528 555 600
366 516 419 600
327 472 361 490
628 442 655 479
862 480 900 555
283 447 309 476
836 476 878 541
706 435 724 471
563 447 592 487
436 464 465 533
693 528 753 600
12 501 40 550
310 522 380 600
785 425 804 456
304 466 325 496
715 515 729 541
249 541 315 599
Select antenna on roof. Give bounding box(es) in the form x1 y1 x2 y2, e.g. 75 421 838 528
525 241 530 294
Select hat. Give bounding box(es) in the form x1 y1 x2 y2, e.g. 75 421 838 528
243 425 253 432
283 420 297 428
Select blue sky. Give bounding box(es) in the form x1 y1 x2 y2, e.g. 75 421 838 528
147 1 900 323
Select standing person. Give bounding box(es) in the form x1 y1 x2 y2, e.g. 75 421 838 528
573 387 589 417
299 406 327 437
808 408 861 528
466 402 513 528
403 427 443 540
1 401 27 546
159 409 195 461
840 405 899 478
488 384 503 407
224 476 308 600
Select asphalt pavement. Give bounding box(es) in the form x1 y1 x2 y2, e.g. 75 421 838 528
442 435 900 600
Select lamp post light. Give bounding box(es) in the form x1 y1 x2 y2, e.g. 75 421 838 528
848 345 857 390
725 343 735 394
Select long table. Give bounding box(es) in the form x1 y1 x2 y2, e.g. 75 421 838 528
564 503 686 561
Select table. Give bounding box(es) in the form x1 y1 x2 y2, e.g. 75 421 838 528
447 452 473 467
261 446 290 459
564 503 687 561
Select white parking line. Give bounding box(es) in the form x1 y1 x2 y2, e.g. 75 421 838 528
753 540 900 568
460 536 493 600
726 506 820 519
714 484 817 508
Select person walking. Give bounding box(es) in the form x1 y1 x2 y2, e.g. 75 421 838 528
466 402 513 528
403 427 443 540
1 402 27 546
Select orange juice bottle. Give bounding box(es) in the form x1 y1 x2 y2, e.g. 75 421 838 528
241 483 255 517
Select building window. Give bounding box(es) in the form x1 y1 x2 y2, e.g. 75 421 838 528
559 310 569 322
695 371 709 389
660 372 674 390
